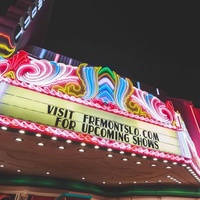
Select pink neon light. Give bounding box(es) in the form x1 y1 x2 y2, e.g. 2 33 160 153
0 114 191 164
54 53 60 62
0 76 178 130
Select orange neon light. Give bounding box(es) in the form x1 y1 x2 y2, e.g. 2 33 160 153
0 33 16 58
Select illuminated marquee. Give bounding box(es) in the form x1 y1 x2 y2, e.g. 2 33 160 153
0 82 181 155
0 50 189 156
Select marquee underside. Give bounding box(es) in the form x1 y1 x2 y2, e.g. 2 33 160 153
0 127 199 197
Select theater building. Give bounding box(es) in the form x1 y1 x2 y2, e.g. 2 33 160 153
0 1 200 200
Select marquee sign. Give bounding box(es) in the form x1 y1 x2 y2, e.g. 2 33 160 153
0 50 190 157
0 82 181 155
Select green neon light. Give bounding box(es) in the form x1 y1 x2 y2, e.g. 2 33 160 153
1 174 200 198
57 192 92 200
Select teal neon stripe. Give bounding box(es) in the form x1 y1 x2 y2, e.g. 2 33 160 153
0 174 200 198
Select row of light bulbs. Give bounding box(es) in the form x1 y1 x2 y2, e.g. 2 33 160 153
1 126 200 184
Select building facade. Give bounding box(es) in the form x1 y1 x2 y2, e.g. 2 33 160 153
0 0 200 199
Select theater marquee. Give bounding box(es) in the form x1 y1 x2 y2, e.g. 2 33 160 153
0 82 181 155
0 50 191 157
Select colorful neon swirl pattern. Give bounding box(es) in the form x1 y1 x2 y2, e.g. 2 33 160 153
0 50 179 126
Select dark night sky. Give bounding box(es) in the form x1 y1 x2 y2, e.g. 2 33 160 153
43 0 200 107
